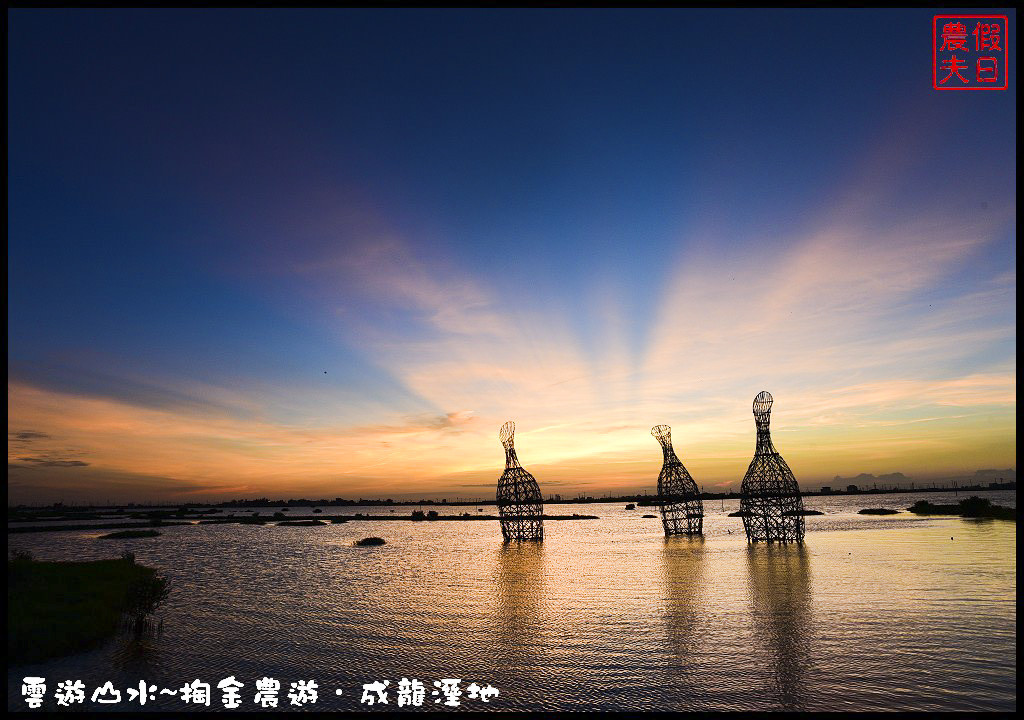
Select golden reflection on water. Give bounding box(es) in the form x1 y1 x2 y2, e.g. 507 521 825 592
746 544 813 711
492 542 546 667
495 543 545 625
661 535 708 669
5 497 1016 712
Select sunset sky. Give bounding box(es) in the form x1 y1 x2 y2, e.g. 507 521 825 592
8 9 1016 504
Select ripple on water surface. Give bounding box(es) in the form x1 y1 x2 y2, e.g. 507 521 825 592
6 494 1017 712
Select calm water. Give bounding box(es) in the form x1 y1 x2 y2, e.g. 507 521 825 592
7 492 1016 711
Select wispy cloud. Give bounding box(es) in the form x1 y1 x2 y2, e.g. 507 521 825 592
12 458 89 468
10 430 51 441
7 124 1016 502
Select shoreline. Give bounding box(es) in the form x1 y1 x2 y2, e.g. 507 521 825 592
8 483 1015 513
8 555 167 665
8 514 601 534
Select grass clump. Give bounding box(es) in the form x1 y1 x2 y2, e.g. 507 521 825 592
354 537 386 546
8 554 170 664
908 496 1015 521
98 529 161 539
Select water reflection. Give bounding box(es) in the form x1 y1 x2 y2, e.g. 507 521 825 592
493 542 546 656
111 626 163 675
661 535 708 669
746 544 813 710
6 499 1016 712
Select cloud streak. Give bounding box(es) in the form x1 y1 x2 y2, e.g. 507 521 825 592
7 122 1016 503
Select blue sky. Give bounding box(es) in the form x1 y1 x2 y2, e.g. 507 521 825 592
8 9 1016 502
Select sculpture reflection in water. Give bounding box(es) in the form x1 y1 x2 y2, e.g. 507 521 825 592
661 536 708 675
746 544 813 711
496 421 544 542
491 543 547 698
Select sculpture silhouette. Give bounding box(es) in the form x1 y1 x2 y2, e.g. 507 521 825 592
652 425 704 536
739 392 805 543
496 421 544 542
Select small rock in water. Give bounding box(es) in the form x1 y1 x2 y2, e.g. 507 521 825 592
355 537 386 547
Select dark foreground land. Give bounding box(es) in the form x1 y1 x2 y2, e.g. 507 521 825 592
8 554 168 664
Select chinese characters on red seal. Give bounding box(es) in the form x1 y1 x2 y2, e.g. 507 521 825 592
934 16 1009 90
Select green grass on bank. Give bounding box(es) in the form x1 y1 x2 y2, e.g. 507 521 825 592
8 554 168 665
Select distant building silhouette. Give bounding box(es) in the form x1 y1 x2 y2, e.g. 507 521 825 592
651 425 703 535
846 485 859 493
820 486 832 494
496 421 544 542
739 392 805 543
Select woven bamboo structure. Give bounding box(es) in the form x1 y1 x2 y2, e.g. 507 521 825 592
739 392 805 543
496 421 544 541
652 424 704 535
